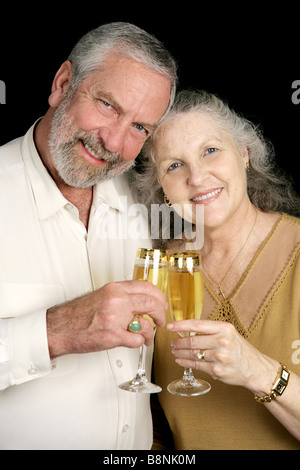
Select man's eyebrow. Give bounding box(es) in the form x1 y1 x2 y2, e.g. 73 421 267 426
98 91 123 113
97 91 157 133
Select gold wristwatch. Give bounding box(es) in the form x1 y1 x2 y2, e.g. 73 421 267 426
254 363 290 403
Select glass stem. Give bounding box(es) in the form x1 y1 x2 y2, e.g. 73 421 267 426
182 368 196 383
135 345 147 381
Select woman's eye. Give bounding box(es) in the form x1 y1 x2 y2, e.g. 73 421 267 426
205 147 218 155
167 162 182 171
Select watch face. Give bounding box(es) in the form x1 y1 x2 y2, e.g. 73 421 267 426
282 370 289 381
276 383 284 393
274 381 282 391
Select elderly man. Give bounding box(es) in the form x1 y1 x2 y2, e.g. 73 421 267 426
0 22 176 449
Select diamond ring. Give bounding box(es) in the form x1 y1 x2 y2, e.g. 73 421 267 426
196 351 205 360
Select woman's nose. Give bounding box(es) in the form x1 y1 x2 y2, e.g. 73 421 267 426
187 162 206 187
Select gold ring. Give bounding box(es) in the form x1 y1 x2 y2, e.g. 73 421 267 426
128 315 141 333
196 351 205 360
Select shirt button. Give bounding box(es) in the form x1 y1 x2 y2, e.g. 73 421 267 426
116 360 123 368
122 424 129 433
28 365 38 375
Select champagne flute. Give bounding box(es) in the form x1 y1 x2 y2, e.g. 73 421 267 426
167 252 211 396
119 248 168 393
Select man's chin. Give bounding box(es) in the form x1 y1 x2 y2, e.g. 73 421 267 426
58 160 134 188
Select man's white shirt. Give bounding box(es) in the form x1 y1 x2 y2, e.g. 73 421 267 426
0 124 153 449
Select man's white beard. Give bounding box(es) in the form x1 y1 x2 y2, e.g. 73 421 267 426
48 96 134 188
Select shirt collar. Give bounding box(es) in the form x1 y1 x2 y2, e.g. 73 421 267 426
21 122 68 221
22 121 68 220
22 122 129 220
93 173 130 213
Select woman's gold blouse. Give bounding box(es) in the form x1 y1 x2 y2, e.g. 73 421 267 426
153 214 300 450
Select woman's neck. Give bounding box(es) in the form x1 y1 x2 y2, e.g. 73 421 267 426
201 203 257 260
199 204 280 298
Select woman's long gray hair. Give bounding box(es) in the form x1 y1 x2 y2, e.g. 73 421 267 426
133 89 300 221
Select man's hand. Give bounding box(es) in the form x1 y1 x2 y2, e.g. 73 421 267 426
47 280 167 358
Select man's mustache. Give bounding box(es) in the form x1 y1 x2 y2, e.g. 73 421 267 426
63 130 123 166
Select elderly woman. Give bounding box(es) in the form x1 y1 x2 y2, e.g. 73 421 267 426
135 90 300 449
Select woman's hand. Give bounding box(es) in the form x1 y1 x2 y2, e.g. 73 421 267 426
168 319 278 395
168 319 300 441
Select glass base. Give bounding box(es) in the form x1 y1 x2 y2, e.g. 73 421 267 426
167 378 211 397
119 376 162 394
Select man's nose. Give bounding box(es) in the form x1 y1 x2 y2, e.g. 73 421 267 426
98 121 127 155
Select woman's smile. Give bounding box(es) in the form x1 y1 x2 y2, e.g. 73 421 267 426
190 187 223 204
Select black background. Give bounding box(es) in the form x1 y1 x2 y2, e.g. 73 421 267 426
1 6 299 195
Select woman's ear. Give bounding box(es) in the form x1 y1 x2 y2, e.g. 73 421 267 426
241 147 249 168
48 61 73 108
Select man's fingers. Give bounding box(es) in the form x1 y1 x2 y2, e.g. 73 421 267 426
129 293 166 327
122 280 168 308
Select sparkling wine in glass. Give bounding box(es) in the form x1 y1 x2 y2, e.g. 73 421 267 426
119 248 168 393
167 252 211 396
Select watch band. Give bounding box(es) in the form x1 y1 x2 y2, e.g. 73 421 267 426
254 363 290 404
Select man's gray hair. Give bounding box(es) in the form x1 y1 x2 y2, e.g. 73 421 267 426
67 22 177 111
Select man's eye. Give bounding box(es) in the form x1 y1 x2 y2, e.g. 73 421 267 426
135 124 147 133
102 100 113 109
98 99 118 117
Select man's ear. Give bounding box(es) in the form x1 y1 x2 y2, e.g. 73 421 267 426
48 60 73 108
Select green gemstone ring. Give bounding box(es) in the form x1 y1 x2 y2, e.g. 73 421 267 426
128 316 142 333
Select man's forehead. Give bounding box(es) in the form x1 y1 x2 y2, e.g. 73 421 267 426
81 55 171 127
